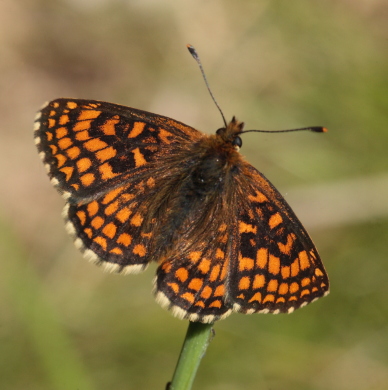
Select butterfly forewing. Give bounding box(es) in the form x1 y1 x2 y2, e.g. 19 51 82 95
34 99 202 202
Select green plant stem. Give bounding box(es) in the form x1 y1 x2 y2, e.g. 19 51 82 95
168 321 214 390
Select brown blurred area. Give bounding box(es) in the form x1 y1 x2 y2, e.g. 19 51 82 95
0 1 387 389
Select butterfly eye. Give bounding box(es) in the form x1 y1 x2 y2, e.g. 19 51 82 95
233 136 242 148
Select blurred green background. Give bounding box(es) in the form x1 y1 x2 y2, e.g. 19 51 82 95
1 1 387 389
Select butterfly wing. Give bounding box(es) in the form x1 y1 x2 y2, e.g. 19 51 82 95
34 98 202 202
227 163 329 314
35 98 203 272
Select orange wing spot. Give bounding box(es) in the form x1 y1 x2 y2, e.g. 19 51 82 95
290 282 299 293
312 287 318 293
239 255 254 271
239 221 257 234
288 296 298 302
249 292 262 303
237 293 245 299
269 212 283 229
102 223 117 239
128 121 146 138
84 228 92 238
216 248 225 259
256 248 268 269
175 267 188 282
214 285 225 297
73 120 92 131
195 301 205 308
253 274 265 289
299 251 310 270
71 184 79 191
278 234 295 255
56 127 68 139
147 177 155 188
58 137 72 150
77 157 92 173
117 233 132 247
167 282 179 294
189 251 202 263
209 265 220 281
132 148 147 167
281 266 290 279
110 247 123 255
130 213 143 227
301 277 311 287
291 258 300 277
268 255 280 275
209 300 222 309
87 201 99 217
105 200 119 215
49 110 56 116
278 283 289 295
94 236 107 250
76 210 86 225
91 216 104 230
52 102 59 108
263 294 275 303
75 130 90 141
48 118 56 128
46 132 53 141
315 268 324 277
55 154 67 168
218 223 227 232
267 279 278 292
102 186 124 204
101 116 120 135
49 144 58 154
181 292 195 303
59 115 70 125
78 110 101 121
99 162 118 180
239 276 251 290
67 101 77 109
276 297 286 303
59 166 74 181
301 289 310 297
66 146 81 159
141 232 152 238
248 191 268 203
161 262 172 272
188 278 203 291
158 129 174 144
320 282 327 289
198 258 211 274
116 207 131 223
133 244 146 257
80 173 95 187
84 138 108 152
201 286 212 299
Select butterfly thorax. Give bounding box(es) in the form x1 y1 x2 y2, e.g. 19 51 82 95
146 119 246 260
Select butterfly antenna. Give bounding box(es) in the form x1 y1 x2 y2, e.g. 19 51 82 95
187 44 227 128
242 126 327 134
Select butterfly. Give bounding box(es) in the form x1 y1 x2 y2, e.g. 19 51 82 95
34 48 329 324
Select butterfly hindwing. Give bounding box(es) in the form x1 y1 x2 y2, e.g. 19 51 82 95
228 164 329 314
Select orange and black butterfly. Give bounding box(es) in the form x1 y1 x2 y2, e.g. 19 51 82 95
34 46 329 323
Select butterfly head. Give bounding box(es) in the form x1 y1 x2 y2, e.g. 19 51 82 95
215 117 244 151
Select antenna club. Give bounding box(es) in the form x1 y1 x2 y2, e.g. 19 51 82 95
311 126 328 133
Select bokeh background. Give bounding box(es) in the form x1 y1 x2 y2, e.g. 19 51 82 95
1 1 387 389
